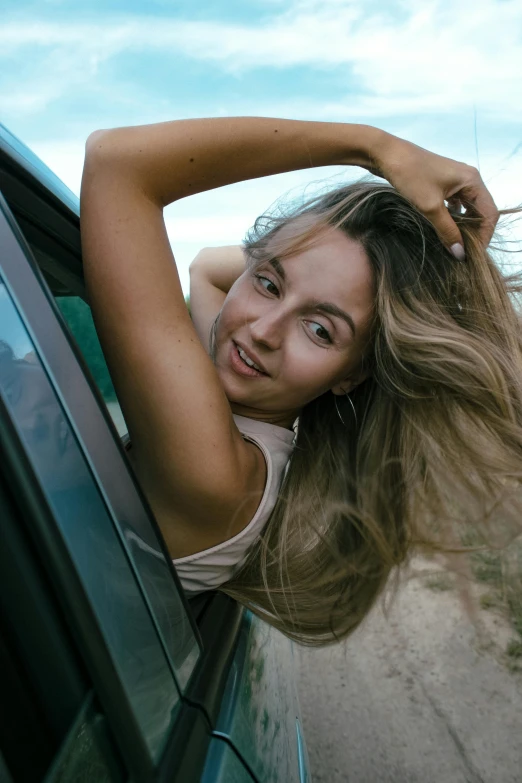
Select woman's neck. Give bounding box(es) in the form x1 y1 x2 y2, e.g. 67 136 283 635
230 402 298 431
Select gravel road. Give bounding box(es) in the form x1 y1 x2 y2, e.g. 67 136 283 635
295 560 522 783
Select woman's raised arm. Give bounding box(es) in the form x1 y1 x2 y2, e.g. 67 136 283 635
85 117 497 250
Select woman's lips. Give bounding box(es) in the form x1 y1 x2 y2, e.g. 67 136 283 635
229 342 267 378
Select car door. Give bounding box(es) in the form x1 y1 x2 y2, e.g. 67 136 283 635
0 123 310 783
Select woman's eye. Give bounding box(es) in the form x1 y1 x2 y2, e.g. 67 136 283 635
307 321 332 343
255 274 279 296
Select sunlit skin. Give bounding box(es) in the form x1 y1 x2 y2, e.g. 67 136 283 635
212 226 375 429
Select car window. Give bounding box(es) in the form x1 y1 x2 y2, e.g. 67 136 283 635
0 753 13 783
0 193 201 683
0 475 124 783
0 279 181 762
45 696 124 783
52 294 199 689
0 188 200 696
56 295 127 437
0 465 88 783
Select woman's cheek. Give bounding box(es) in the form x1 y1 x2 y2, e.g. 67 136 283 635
303 346 350 393
218 289 252 335
286 355 332 396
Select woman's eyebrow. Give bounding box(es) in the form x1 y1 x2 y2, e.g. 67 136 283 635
269 257 286 280
313 302 356 337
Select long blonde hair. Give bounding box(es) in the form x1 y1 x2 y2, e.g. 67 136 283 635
222 181 522 646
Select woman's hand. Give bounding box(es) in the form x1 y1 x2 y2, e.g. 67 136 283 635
368 133 499 258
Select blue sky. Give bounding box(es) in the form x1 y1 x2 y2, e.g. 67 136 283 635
1 0 521 292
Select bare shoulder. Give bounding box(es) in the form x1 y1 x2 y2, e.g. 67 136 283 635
153 438 268 559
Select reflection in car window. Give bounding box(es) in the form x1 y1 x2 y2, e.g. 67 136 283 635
54 294 200 687
46 696 123 783
56 296 127 437
0 282 181 762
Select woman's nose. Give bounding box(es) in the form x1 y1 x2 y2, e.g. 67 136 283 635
250 310 284 350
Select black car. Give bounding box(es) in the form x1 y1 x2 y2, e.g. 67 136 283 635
0 123 310 783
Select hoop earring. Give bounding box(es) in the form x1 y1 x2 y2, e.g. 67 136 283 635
334 392 358 429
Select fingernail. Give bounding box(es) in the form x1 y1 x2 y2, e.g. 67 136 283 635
450 242 465 260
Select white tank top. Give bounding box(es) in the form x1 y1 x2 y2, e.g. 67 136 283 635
173 414 295 594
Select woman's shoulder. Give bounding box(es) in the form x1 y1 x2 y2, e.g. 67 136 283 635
173 416 295 593
170 417 293 562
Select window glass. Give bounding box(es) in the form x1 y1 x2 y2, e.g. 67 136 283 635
54 293 200 687
0 198 200 692
0 280 180 762
45 696 123 783
0 753 13 783
56 296 127 437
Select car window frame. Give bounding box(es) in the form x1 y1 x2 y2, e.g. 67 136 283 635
0 188 202 671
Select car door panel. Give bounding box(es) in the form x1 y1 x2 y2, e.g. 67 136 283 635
214 612 306 783
201 738 256 783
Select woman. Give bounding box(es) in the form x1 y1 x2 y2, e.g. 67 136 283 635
80 117 520 645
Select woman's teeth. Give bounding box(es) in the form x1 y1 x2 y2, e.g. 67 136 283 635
238 347 262 372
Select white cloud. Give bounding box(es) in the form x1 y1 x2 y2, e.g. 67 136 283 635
164 214 254 243
1 0 521 119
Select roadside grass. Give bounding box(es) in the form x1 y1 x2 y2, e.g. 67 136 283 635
469 549 503 585
424 573 455 592
506 637 522 673
421 527 522 663
479 592 503 610
506 639 522 658
462 533 522 663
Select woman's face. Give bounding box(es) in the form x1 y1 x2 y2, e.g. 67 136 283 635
213 224 375 427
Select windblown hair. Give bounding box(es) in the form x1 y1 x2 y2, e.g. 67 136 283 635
221 180 522 646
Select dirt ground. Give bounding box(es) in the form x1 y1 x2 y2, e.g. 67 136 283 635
295 558 522 783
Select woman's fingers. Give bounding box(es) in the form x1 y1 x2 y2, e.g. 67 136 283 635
375 136 500 254
459 182 500 246
427 201 465 258
430 184 498 258
445 166 499 247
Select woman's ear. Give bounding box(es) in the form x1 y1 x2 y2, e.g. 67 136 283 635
331 368 369 396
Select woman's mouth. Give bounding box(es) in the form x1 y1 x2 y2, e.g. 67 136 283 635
230 342 267 378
